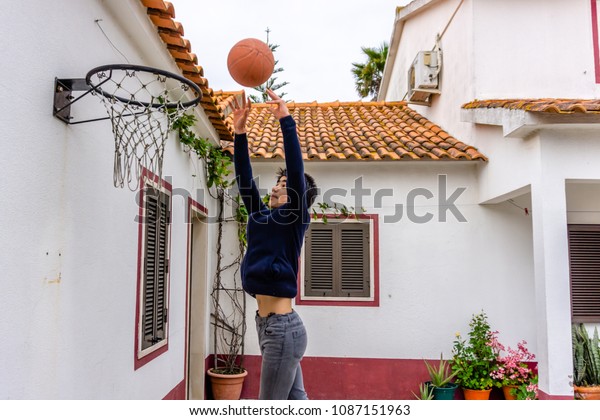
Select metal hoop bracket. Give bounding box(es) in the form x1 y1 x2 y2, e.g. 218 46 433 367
53 64 202 125
53 77 104 124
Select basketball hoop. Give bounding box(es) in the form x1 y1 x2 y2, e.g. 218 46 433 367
53 64 202 190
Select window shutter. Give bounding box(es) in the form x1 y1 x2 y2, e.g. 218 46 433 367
155 194 169 339
143 193 158 348
142 189 170 350
568 225 600 323
340 224 370 297
305 220 370 298
305 225 334 296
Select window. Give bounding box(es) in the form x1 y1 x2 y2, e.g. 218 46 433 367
136 181 172 367
301 215 378 305
592 0 600 83
568 224 600 322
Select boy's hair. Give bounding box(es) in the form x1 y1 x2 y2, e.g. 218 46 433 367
276 167 318 207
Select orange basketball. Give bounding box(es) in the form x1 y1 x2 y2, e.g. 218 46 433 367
227 38 275 87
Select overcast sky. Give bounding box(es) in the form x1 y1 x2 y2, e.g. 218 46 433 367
171 0 411 103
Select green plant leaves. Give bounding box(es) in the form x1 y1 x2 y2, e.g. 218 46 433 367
425 354 457 388
451 311 498 390
573 323 600 386
173 113 232 190
311 202 365 223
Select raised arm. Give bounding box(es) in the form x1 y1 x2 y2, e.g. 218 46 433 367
233 96 266 213
266 90 306 211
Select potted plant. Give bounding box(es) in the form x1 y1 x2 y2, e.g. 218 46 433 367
451 311 499 399
490 338 538 400
206 191 248 400
572 323 600 400
423 353 459 400
511 375 539 400
413 382 435 400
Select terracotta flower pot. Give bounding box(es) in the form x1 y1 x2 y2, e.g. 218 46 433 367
462 388 492 400
502 384 519 400
207 368 248 400
574 385 600 400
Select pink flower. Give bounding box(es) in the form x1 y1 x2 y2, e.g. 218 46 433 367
490 339 536 386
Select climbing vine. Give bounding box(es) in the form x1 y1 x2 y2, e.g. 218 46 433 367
312 202 366 223
172 113 233 190
173 113 247 374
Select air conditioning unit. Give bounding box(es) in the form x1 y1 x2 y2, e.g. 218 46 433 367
408 50 441 106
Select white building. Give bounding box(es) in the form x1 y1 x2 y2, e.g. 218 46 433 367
0 0 235 399
379 0 600 398
3 0 598 401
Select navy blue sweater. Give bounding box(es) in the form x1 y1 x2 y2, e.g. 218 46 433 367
234 115 309 298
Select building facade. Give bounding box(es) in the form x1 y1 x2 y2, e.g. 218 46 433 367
380 0 600 398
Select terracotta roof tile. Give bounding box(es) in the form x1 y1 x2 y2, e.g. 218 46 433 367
169 49 199 65
222 102 487 162
140 0 234 141
158 31 190 50
139 1 484 158
148 14 184 35
462 99 600 114
141 0 175 17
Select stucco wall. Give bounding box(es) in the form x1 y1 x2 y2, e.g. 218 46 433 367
384 0 600 142
247 160 536 361
472 0 599 100
567 182 600 224
376 0 600 398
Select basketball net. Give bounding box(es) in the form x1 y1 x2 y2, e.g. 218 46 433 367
88 67 199 190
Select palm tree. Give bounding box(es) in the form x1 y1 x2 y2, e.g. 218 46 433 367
351 42 389 100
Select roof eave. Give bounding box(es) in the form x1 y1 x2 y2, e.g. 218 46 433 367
461 107 600 138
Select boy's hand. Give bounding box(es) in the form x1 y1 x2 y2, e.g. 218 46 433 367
232 95 251 134
266 89 290 120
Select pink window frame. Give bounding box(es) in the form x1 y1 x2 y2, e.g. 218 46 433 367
296 213 380 307
134 169 173 370
592 0 600 83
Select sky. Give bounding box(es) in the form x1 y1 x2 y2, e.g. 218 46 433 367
171 0 412 103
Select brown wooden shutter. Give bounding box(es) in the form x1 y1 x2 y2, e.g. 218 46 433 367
142 188 170 350
305 220 370 298
340 224 370 297
305 225 335 296
568 225 600 323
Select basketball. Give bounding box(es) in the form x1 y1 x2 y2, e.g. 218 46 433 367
227 38 275 87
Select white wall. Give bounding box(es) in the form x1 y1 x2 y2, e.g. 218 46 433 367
380 0 600 396
567 182 600 224
248 160 536 360
0 0 217 398
473 0 599 99
385 0 475 144
385 0 600 145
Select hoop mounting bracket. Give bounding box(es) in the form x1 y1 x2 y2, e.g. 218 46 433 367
53 78 105 124
54 65 201 126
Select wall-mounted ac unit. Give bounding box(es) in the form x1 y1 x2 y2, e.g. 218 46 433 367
408 50 441 106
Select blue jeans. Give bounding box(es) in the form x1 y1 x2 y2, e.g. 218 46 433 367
255 310 308 400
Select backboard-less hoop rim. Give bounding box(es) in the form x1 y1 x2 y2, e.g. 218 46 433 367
85 63 202 109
